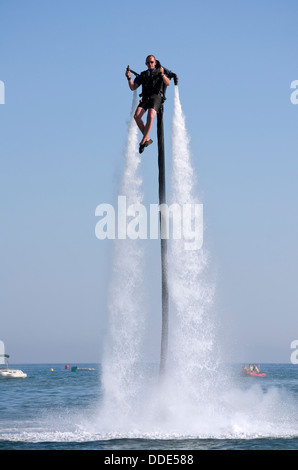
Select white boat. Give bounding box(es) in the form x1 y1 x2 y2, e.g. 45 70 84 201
0 340 27 379
0 367 27 379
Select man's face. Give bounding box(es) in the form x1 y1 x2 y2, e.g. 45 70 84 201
146 56 156 70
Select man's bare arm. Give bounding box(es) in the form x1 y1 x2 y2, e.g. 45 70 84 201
125 70 139 91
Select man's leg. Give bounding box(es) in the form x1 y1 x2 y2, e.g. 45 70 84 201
134 107 146 135
140 108 156 145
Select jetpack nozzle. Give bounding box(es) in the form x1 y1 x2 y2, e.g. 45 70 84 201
126 65 139 77
161 66 178 86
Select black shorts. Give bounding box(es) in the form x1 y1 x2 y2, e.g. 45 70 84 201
138 94 163 112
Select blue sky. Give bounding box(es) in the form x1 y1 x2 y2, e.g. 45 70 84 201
0 0 297 363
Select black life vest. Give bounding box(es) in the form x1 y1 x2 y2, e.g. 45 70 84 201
139 69 166 100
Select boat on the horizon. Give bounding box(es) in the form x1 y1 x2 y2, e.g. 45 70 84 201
0 340 27 379
0 367 27 379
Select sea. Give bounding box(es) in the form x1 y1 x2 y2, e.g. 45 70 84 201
1 363 298 452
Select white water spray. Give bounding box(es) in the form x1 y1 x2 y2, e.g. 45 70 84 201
141 87 220 432
98 87 218 432
168 86 216 397
100 92 146 422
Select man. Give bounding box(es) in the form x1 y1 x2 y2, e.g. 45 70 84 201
125 55 170 154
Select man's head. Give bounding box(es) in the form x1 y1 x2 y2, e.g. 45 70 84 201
145 55 156 70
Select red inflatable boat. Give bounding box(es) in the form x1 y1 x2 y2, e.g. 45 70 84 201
241 368 266 378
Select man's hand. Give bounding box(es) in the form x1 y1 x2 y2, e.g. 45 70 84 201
126 69 138 91
159 66 170 86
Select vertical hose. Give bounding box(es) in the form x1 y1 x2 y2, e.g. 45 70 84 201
157 106 169 377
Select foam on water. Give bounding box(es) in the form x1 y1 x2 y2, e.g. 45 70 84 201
1 371 298 443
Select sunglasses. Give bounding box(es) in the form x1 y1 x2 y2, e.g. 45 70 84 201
146 60 155 64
